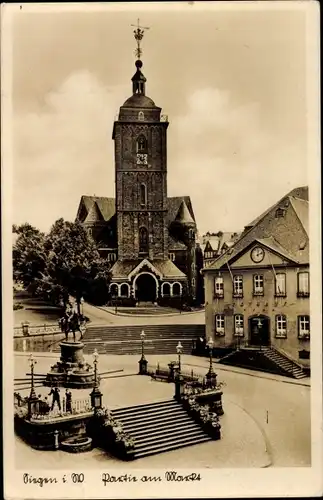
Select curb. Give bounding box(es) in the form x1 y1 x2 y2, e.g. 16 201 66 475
184 361 311 387
92 304 205 319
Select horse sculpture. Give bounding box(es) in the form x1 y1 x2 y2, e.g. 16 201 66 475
59 311 85 342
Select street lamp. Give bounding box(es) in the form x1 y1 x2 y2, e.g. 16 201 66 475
138 330 148 375
176 341 183 375
27 354 39 418
206 337 217 388
80 297 84 317
140 330 146 360
91 349 102 411
29 354 37 400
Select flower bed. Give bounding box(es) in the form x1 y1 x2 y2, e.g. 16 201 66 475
180 386 221 440
88 408 135 461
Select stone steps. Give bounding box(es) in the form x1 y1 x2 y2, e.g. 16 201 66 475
111 399 212 459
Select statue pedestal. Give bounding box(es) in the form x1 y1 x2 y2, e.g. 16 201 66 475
44 341 95 389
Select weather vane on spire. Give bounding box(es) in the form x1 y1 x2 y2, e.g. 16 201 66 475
131 18 150 59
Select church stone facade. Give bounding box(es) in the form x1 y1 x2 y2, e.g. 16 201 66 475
76 58 201 305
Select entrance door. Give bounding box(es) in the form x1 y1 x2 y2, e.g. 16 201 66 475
249 316 270 346
135 273 157 302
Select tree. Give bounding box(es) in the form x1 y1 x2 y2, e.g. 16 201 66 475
43 219 111 310
12 223 47 288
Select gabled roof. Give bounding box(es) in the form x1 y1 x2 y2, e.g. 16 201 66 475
111 258 186 280
254 237 299 263
289 196 309 235
204 186 309 271
76 196 115 223
245 186 308 230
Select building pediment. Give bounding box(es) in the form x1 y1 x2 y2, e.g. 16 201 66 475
128 259 163 280
226 238 298 269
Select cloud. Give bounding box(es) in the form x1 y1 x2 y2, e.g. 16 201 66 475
13 71 127 231
168 88 307 234
13 77 307 236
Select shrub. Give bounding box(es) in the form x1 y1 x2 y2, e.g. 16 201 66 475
13 302 24 311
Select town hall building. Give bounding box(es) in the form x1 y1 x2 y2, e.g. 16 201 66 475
76 25 200 304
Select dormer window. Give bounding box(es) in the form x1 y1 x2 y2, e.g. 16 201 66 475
275 207 286 218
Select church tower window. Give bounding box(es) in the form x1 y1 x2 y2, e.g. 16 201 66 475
137 135 147 153
140 184 147 206
139 227 149 253
136 135 148 165
138 111 145 121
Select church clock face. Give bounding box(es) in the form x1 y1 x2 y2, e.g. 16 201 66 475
137 153 148 165
251 246 265 263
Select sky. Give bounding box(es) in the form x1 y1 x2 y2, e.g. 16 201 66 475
7 2 312 236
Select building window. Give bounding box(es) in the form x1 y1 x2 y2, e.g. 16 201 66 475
275 273 286 297
253 275 264 296
275 315 287 338
138 111 145 121
233 275 243 298
139 227 149 253
297 272 309 297
110 284 118 298
169 253 175 262
140 184 147 206
88 228 92 236
191 278 195 287
108 253 116 262
275 208 286 218
234 314 244 337
173 282 182 296
120 284 129 297
214 276 224 298
162 283 171 296
215 315 225 336
298 315 310 340
136 135 147 153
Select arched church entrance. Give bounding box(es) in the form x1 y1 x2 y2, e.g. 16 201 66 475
134 273 157 303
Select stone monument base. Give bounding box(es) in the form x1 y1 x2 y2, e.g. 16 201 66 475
44 341 95 389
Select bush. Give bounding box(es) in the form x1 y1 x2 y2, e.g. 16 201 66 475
13 302 24 311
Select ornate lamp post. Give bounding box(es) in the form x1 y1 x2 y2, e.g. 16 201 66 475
174 341 184 401
176 341 183 375
27 354 39 418
90 349 102 412
80 297 84 317
138 330 148 374
206 337 217 388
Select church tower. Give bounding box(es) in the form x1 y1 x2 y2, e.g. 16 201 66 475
112 23 169 263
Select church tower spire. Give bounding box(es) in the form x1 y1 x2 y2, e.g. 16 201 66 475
131 19 150 96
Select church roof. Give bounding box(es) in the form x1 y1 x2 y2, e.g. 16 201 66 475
166 196 196 226
110 258 186 280
77 195 196 228
174 200 196 226
76 196 115 223
122 94 156 108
